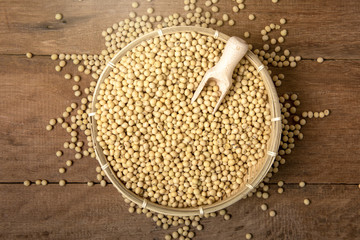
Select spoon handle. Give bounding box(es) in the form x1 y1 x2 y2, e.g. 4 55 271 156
216 36 248 79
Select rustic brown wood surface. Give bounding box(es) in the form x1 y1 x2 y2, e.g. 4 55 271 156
0 0 359 239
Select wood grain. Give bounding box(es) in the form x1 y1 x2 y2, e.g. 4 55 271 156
0 184 358 240
0 55 99 183
0 0 359 59
0 0 359 239
270 59 360 184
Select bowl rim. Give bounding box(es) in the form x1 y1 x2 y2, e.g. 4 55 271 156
90 26 282 216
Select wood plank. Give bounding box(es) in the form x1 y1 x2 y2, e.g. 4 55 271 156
270 59 360 184
0 184 358 239
0 55 359 183
0 0 359 59
0 55 99 183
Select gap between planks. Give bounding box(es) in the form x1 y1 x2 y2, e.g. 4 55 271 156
1 53 360 61
0 182 358 185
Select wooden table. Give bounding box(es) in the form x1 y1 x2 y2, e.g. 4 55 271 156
1 0 359 239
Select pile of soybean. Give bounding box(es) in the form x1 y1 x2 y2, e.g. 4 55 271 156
95 31 272 208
